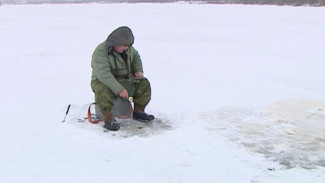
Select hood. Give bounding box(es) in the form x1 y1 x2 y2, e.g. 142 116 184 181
106 26 134 48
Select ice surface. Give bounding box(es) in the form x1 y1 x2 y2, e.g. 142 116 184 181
1 3 325 183
201 99 325 169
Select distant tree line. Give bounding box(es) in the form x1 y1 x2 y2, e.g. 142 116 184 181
203 0 325 6
128 0 325 6
122 0 325 6
1 0 325 6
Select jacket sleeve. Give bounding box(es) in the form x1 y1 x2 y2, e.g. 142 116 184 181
130 46 143 73
91 47 124 95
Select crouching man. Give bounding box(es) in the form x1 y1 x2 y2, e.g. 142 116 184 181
91 26 154 131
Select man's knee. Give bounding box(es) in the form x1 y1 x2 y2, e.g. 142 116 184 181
134 78 151 105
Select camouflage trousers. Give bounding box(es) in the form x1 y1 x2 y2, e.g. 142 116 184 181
93 78 151 113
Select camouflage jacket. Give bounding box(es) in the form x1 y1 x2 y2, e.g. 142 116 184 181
91 27 143 95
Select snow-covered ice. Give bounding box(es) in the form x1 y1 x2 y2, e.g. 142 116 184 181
0 3 325 183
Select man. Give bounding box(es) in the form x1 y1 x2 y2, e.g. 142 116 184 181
91 26 154 131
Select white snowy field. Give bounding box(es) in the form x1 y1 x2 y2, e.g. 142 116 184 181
1 3 325 183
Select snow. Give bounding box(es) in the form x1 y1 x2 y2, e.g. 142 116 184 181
1 3 325 183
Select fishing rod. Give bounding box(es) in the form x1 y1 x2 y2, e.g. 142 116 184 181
62 104 71 123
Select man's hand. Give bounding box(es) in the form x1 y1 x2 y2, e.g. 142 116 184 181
119 89 128 99
134 72 143 78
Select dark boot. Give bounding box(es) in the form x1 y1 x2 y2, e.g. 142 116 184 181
103 120 120 131
133 104 155 122
102 110 120 131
